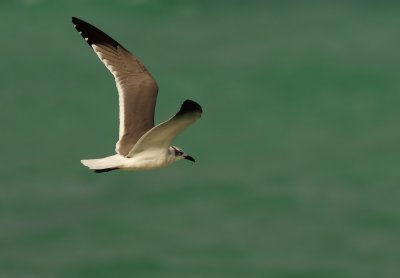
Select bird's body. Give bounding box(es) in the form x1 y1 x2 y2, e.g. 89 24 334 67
72 17 202 173
81 149 173 173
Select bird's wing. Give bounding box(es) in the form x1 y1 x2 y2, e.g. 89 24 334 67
127 100 202 157
72 17 158 156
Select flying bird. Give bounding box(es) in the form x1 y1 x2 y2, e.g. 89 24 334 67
72 17 203 173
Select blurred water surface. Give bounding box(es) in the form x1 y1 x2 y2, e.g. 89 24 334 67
0 1 399 277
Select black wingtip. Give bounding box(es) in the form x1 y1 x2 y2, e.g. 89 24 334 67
176 100 203 117
72 17 121 48
94 167 119 173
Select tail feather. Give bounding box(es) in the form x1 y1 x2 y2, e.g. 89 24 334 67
81 155 124 173
94 167 119 173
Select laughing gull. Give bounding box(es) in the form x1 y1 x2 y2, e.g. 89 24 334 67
72 17 203 173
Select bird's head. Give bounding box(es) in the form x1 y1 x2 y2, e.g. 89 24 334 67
169 146 195 162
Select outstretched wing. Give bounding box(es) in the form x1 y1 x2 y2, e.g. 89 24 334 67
72 17 158 156
127 100 202 157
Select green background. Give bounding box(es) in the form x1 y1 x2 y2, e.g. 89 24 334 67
1 1 399 277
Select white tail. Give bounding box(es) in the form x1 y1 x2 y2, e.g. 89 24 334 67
81 154 125 172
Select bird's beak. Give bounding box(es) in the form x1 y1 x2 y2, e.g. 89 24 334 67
184 155 195 162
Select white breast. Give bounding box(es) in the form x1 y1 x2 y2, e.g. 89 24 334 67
122 149 173 171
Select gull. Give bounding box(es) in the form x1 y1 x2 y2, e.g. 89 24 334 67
72 17 203 173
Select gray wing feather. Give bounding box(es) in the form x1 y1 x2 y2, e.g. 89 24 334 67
127 100 202 157
72 17 158 156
